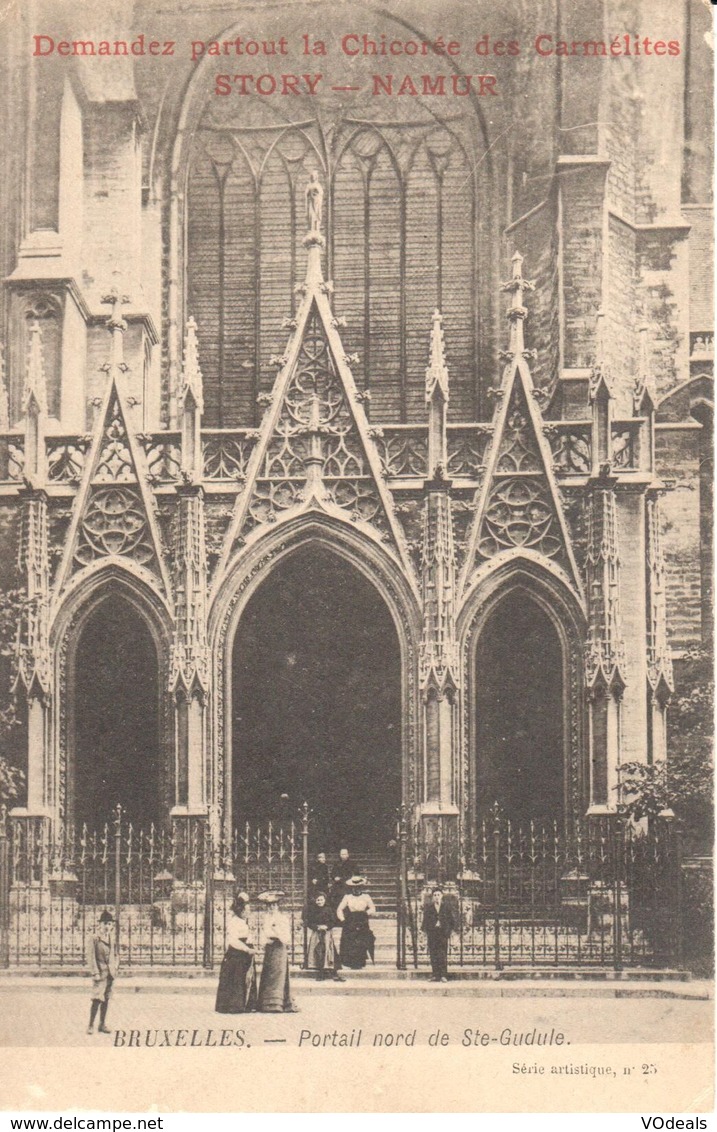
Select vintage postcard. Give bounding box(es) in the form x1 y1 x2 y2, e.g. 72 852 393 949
0 0 713 1114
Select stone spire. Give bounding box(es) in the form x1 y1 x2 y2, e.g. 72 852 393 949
425 310 449 477
501 250 534 357
101 285 130 375
182 317 204 410
458 251 583 599
302 169 326 287
180 317 204 481
585 487 626 692
24 321 47 418
420 310 458 810
634 323 656 414
646 495 673 701
16 328 52 756
589 309 614 472
23 321 47 482
421 311 458 699
426 309 449 403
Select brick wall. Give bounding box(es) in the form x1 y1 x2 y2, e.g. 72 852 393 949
606 216 637 415
560 167 606 370
656 428 703 650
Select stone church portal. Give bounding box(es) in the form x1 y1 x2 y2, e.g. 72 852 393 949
71 594 161 831
231 546 402 847
475 590 564 822
0 0 710 887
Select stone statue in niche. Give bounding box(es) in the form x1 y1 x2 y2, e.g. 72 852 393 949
305 170 323 234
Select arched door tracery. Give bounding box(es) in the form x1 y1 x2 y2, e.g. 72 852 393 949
474 588 564 823
230 543 401 848
53 572 173 831
210 517 422 844
459 561 587 836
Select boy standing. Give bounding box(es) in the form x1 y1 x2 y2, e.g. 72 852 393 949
87 910 119 1034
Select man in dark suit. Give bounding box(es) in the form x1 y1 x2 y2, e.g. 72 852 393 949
330 848 355 910
421 885 457 982
310 851 331 894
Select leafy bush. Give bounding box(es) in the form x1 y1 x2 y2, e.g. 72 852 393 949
617 647 713 851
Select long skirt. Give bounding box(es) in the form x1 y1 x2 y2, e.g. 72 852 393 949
307 928 338 974
339 912 375 970
215 947 257 1014
257 940 295 1012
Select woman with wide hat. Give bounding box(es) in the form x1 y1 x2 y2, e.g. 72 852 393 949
215 892 258 1014
336 876 376 970
256 891 298 1012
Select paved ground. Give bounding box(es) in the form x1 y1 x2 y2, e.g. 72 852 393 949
0 976 711 1048
0 977 712 1113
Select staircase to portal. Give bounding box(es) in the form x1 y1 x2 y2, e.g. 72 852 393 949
326 846 399 967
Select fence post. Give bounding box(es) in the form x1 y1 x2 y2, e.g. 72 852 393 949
673 819 685 970
113 804 122 945
613 815 624 973
203 823 215 970
492 803 503 971
0 806 8 968
301 802 309 968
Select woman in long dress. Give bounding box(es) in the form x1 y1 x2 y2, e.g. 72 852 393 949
336 876 376 970
256 891 298 1012
215 893 257 1014
305 891 345 981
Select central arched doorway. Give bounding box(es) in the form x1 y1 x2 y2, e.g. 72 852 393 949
71 593 161 830
475 588 565 823
231 545 402 849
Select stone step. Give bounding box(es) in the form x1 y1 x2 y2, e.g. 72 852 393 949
0 970 699 998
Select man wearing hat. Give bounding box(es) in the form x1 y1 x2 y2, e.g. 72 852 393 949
421 886 457 982
86 910 119 1034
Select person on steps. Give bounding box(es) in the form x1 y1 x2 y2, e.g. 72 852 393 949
336 876 376 970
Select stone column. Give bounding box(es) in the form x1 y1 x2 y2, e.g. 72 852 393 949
645 494 673 766
171 321 210 828
418 312 459 882
585 482 627 813
12 324 54 828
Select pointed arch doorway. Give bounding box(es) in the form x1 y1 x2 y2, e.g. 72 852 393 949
231 545 402 850
70 592 162 830
475 588 566 823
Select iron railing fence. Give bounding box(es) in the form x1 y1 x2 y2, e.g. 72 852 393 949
397 808 683 971
0 806 684 971
0 806 308 969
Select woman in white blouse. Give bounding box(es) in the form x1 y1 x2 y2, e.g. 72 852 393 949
336 877 376 969
256 891 298 1012
215 893 257 1013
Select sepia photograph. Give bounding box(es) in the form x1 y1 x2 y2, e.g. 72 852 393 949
0 0 713 1114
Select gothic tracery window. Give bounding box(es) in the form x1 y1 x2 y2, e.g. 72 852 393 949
186 106 477 428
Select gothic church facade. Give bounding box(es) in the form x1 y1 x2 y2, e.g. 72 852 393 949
0 0 712 858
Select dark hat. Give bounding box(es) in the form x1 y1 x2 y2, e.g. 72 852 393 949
346 875 368 888
431 885 444 895
99 910 115 924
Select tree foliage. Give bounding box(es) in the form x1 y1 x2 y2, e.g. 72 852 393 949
618 646 714 850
